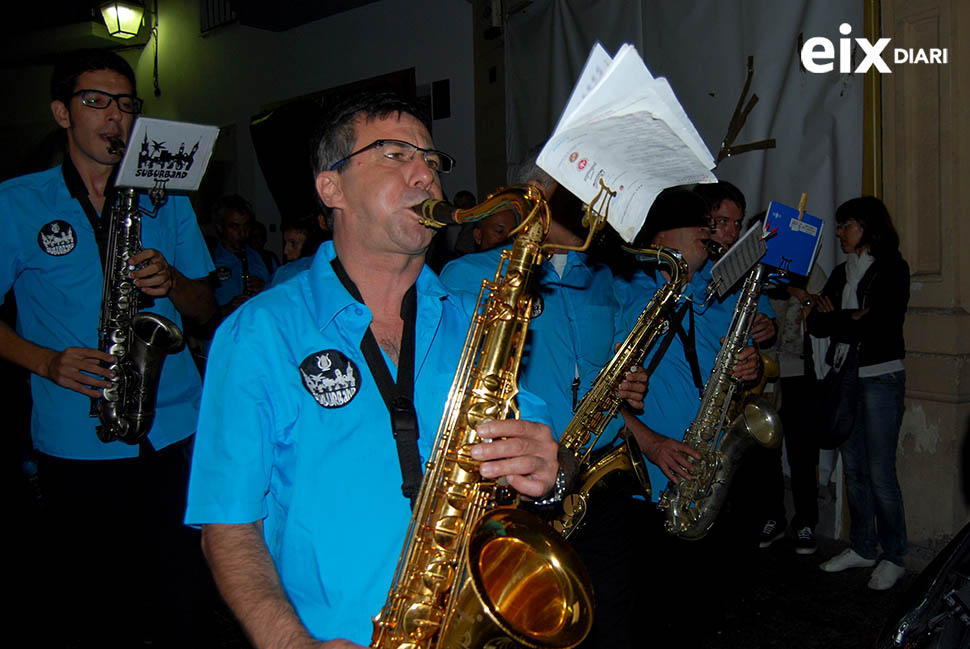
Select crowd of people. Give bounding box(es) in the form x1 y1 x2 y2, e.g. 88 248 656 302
2 50 910 649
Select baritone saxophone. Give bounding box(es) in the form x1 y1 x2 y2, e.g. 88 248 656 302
554 247 690 538
370 183 614 649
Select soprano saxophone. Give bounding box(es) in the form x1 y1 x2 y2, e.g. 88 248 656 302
554 247 690 538
371 185 602 649
657 263 782 539
90 136 184 444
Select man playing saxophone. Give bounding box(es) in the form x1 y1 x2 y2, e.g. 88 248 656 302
0 50 216 647
185 91 563 649
614 188 767 641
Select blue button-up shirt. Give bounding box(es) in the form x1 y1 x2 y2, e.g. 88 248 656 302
0 165 214 459
186 241 552 644
614 261 774 500
211 243 271 306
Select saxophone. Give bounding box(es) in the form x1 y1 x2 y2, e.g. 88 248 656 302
91 136 184 444
657 263 782 539
553 247 690 538
371 185 600 649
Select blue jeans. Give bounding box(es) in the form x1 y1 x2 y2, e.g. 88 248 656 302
841 370 907 565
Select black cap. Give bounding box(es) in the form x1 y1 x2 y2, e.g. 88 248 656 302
636 188 709 246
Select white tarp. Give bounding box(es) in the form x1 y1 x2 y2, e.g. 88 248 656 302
506 0 865 275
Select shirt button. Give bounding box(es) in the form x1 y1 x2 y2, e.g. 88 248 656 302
354 307 364 316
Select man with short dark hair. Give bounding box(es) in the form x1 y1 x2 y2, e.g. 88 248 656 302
694 180 746 250
0 49 216 648
186 91 563 648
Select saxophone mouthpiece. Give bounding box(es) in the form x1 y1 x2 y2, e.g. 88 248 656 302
107 136 126 156
702 239 725 258
411 198 459 229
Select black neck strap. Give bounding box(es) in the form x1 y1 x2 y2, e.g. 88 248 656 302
62 157 117 268
646 300 703 394
676 302 704 394
63 159 154 313
330 257 422 507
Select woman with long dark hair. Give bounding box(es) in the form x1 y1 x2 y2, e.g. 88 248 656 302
807 196 909 590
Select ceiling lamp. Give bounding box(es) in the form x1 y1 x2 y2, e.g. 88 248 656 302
100 1 145 39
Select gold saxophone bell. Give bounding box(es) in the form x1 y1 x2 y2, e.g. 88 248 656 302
442 509 593 648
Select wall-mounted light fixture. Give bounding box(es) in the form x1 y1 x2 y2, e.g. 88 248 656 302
100 1 145 39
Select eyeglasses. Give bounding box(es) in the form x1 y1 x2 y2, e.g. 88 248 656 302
329 139 455 173
72 89 144 114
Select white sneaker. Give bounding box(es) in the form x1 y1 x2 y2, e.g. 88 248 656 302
868 560 906 590
820 548 877 573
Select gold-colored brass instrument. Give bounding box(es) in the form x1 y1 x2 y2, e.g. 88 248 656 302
371 183 613 649
554 247 690 538
658 263 783 539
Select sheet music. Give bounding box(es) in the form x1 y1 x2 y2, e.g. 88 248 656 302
710 223 766 296
551 42 614 137
539 43 716 242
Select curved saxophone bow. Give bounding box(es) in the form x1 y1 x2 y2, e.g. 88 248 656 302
554 247 690 538
372 185 594 649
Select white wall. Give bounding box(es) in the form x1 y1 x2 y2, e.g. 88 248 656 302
0 0 476 251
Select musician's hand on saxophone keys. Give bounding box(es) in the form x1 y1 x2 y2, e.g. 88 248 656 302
749 312 777 344
646 436 699 484
128 248 174 297
622 413 699 484
470 419 559 498
617 364 649 410
726 342 762 382
43 346 116 398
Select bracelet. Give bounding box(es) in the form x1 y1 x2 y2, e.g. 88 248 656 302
531 467 568 506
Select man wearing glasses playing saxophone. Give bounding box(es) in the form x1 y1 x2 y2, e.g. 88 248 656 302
0 50 216 648
186 91 565 649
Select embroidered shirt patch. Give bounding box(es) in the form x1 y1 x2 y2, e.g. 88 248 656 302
37 220 77 256
299 349 361 408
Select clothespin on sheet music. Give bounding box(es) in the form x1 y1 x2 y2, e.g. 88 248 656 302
796 193 808 220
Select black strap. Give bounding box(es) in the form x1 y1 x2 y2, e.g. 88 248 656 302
62 160 156 310
646 301 690 379
677 304 705 393
645 300 703 395
62 158 116 267
331 257 422 507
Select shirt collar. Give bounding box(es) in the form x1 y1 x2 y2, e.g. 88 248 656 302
308 241 451 331
546 249 594 287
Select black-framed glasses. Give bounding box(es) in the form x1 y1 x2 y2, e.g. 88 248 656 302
72 89 144 114
329 139 455 174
